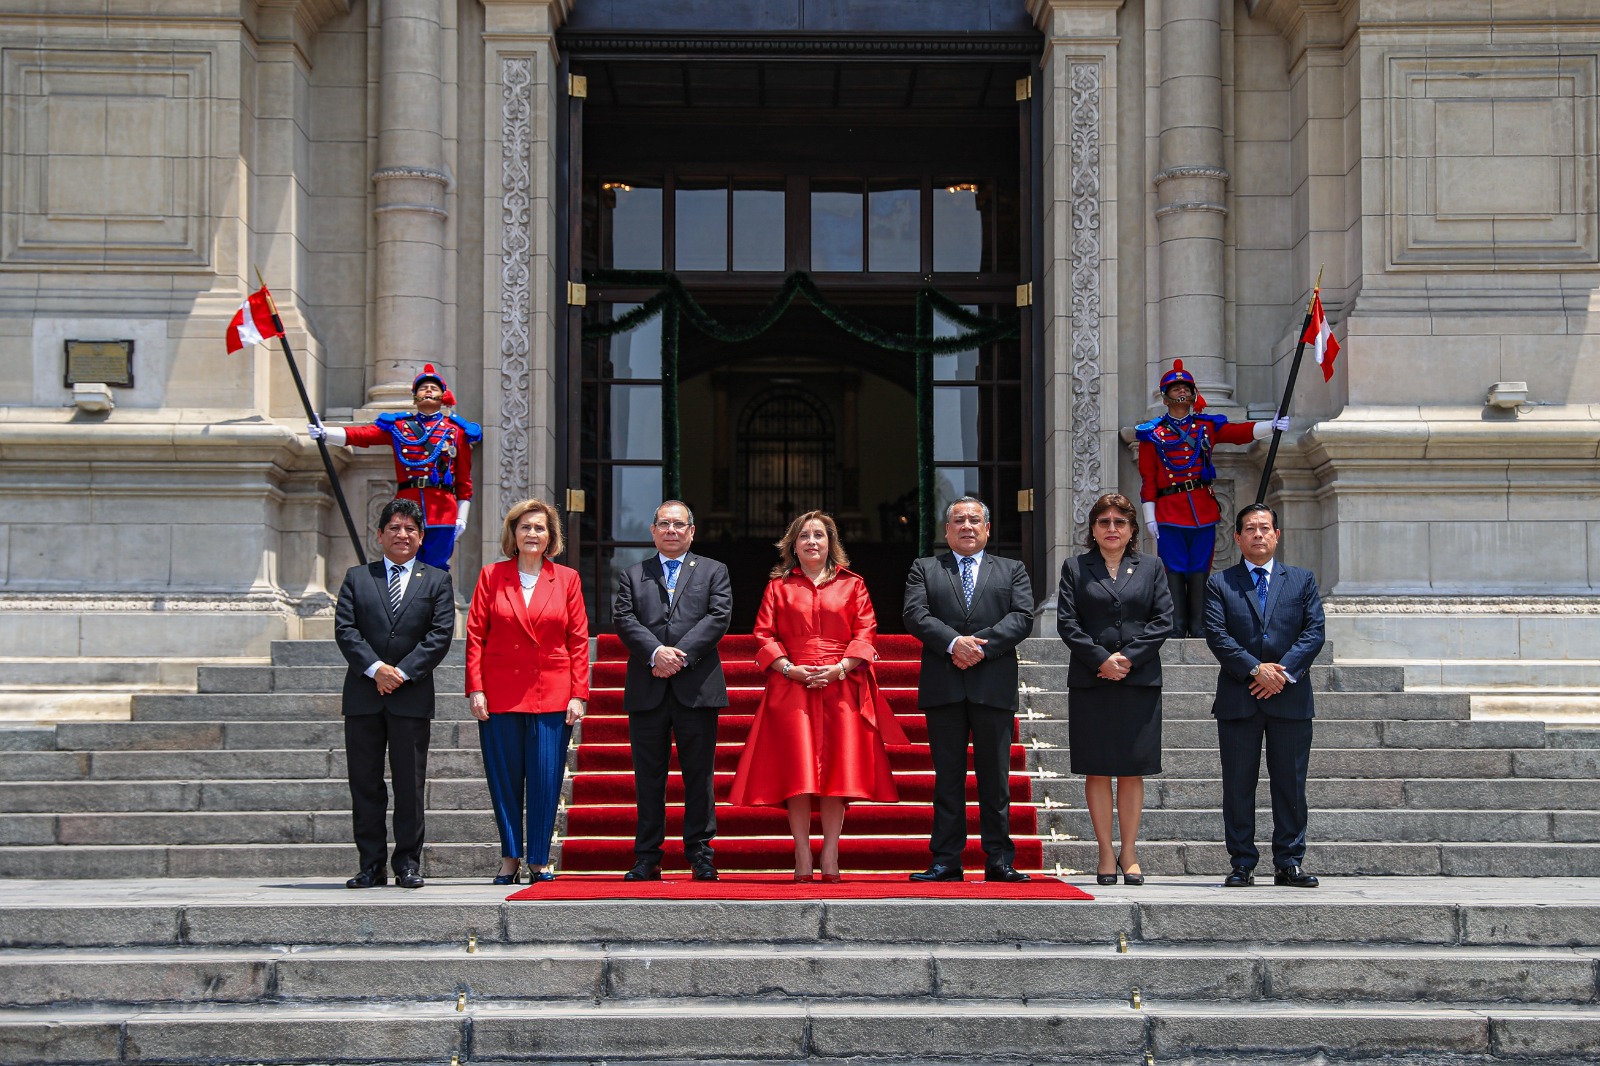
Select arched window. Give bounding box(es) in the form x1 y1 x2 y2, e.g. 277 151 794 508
738 386 834 538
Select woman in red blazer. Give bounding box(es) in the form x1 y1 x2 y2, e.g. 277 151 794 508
466 497 589 884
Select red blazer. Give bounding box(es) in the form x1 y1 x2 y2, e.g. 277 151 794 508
465 559 590 714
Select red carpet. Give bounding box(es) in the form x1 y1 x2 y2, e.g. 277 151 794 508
508 873 1090 902
561 634 1040 874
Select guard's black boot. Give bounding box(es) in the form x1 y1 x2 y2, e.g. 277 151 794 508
1166 569 1190 638
1186 571 1209 640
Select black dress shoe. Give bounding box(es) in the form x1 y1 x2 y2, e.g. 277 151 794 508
622 861 662 882
909 863 963 882
690 858 719 882
345 866 387 889
1223 866 1255 888
1274 865 1320 888
984 864 1031 883
394 865 425 890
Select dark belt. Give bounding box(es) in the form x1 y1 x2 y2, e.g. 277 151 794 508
399 478 454 494
1157 477 1212 498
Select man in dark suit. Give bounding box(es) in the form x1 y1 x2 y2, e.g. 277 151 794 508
1204 503 1326 889
334 497 457 889
903 496 1035 883
612 500 732 882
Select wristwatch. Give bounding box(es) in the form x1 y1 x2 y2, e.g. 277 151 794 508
1249 664 1261 678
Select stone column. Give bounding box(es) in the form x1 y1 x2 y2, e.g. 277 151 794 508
480 0 573 531
1152 0 1230 404
370 0 450 407
1028 0 1126 576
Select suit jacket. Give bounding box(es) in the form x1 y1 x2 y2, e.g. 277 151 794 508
904 551 1035 712
612 551 732 713
334 558 457 719
464 559 590 714
1056 549 1172 689
1204 559 1326 721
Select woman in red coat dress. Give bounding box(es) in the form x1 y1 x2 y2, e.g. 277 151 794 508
728 511 909 881
465 498 589 885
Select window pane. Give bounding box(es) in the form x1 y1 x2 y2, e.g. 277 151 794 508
675 184 727 271
609 385 662 460
603 182 662 270
611 466 662 541
811 187 863 271
603 305 661 379
733 187 785 271
598 545 657 626
868 185 920 272
933 386 980 462
934 182 985 272
934 467 981 522
931 307 981 381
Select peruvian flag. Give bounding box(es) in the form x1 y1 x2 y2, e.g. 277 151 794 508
225 286 282 353
1302 289 1340 383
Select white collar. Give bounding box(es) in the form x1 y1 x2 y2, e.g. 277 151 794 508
384 555 417 576
952 549 985 565
658 552 689 568
1247 558 1276 575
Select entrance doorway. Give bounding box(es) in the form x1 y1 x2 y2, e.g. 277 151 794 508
564 53 1035 632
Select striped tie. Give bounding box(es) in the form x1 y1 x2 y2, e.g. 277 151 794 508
389 564 404 612
1252 566 1269 614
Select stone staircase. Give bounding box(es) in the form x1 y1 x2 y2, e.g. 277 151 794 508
1 637 1597 879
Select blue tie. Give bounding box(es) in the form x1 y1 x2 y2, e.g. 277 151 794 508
960 555 976 609
664 558 681 598
1252 566 1269 614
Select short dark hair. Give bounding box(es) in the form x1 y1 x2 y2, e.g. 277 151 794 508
1235 503 1280 534
654 500 696 526
1084 492 1139 551
944 496 991 526
379 497 425 532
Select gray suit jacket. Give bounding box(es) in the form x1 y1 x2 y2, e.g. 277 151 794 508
334 560 456 719
1204 560 1326 721
612 552 732 713
903 551 1035 712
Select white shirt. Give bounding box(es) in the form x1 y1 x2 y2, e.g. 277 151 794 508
365 555 418 680
946 549 987 656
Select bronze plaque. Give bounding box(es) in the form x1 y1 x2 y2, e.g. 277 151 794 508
64 340 134 388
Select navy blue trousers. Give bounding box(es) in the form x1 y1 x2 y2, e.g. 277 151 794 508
1216 710 1312 871
479 712 571 864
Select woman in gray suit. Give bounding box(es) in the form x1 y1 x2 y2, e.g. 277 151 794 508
1056 492 1173 886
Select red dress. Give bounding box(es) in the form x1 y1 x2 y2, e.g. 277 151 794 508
728 567 910 808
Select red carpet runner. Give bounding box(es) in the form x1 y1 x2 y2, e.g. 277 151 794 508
508 873 1089 902
559 634 1041 875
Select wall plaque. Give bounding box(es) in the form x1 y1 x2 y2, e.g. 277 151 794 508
64 340 134 388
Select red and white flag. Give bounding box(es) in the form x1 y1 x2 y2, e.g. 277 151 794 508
1302 289 1340 383
225 286 282 353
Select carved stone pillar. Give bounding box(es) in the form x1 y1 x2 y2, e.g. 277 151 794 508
1153 0 1230 405
1028 0 1127 577
370 0 449 408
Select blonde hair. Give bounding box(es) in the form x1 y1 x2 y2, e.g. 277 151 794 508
500 498 564 559
770 510 849 580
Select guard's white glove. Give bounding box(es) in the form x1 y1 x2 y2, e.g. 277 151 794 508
1252 417 1285 440
312 425 347 446
1141 501 1159 543
1273 414 1290 433
307 422 325 441
454 499 470 537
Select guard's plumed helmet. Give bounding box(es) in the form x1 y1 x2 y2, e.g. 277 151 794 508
1159 359 1206 411
412 364 447 395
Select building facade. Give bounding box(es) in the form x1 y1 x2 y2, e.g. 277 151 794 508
2 0 1597 661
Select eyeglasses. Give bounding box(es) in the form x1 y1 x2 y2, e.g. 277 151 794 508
1094 517 1131 529
653 521 691 531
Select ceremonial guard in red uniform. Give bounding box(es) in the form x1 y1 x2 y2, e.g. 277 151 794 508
310 365 483 570
1136 360 1287 637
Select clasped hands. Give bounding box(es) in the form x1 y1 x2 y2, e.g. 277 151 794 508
950 635 987 670
778 658 857 689
1097 652 1132 681
372 663 406 696
652 646 688 678
1249 662 1289 698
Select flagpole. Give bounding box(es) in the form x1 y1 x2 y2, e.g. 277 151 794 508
256 274 368 566
1254 265 1324 505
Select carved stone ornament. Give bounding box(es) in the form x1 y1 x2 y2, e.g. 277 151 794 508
1068 61 1104 545
499 56 534 503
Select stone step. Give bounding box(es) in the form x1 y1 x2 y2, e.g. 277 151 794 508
1035 841 1600 878
2 942 1594 1008
1022 718 1552 749
0 778 496 814
1036 808 1597 843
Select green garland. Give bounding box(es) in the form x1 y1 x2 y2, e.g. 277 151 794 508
584 270 1019 553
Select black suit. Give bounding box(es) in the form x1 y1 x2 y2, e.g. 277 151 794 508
334 558 456 874
612 551 732 866
904 551 1035 869
1204 558 1326 871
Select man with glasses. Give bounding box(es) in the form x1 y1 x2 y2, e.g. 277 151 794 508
334 498 457 889
612 500 733 881
903 496 1035 883
1204 503 1326 889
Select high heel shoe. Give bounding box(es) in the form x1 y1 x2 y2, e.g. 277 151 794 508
820 872 842 883
491 862 522 886
1118 864 1145 887
1096 871 1118 886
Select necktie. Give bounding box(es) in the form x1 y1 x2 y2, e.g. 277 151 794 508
389 564 404 612
664 559 681 598
1252 566 1269 614
960 555 976 609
